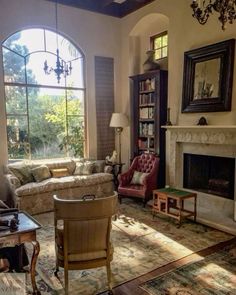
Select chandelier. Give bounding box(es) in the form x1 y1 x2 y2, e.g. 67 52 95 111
191 0 236 30
44 0 72 83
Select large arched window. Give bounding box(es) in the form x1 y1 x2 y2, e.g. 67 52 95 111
2 28 85 160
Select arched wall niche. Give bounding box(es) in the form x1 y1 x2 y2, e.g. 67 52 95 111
128 13 169 76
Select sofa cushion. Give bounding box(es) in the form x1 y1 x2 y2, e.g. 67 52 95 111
74 162 95 175
51 168 69 178
15 173 113 197
8 164 34 185
32 159 76 175
31 165 51 182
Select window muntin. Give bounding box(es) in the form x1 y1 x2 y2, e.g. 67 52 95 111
2 28 85 161
150 31 168 61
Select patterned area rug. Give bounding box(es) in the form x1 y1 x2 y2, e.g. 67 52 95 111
140 242 236 295
29 199 233 295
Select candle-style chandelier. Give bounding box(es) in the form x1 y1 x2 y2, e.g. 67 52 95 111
191 0 236 30
44 0 72 83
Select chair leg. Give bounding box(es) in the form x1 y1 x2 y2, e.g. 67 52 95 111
106 261 113 294
143 199 147 207
54 258 59 276
64 268 69 295
118 194 122 204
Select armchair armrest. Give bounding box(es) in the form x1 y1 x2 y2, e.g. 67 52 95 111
5 174 21 190
118 170 133 186
143 158 160 191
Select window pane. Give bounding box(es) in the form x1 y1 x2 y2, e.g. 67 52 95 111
66 58 84 88
7 116 29 160
45 31 82 62
3 48 26 83
154 37 162 49
162 46 168 58
155 49 162 60
67 116 85 157
28 87 66 159
163 35 168 46
67 90 84 115
5 86 27 115
3 29 44 55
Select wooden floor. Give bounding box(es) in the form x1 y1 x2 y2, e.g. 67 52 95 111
100 236 236 295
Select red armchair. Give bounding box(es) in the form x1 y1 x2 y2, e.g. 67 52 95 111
118 153 160 206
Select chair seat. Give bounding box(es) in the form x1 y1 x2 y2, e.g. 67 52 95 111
118 184 144 198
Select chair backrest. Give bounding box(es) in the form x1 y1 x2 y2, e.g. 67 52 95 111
54 193 117 254
133 153 159 174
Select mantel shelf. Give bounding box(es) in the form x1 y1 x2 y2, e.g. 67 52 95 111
162 125 236 130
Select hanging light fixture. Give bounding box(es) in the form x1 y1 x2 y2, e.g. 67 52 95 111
191 0 236 30
44 0 72 83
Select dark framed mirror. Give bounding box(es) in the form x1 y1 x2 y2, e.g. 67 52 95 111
182 39 235 113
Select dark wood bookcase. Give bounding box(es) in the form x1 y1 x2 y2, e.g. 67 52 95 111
130 70 168 188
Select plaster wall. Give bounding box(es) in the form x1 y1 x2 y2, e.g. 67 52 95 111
0 0 121 168
119 0 236 170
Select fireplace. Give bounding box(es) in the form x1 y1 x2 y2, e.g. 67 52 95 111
164 125 236 235
183 153 235 199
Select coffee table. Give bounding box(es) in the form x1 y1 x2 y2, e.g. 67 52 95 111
0 211 41 294
152 187 197 226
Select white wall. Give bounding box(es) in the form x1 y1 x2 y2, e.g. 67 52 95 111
0 0 121 167
119 0 236 170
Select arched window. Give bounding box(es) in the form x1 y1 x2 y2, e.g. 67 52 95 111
2 28 85 160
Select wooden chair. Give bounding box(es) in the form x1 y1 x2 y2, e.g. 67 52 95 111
53 193 117 295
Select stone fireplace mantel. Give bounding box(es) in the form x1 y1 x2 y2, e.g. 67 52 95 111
163 125 236 235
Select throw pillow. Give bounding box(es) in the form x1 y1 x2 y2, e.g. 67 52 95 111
130 170 149 185
9 165 34 185
74 162 95 175
31 165 51 182
51 168 69 178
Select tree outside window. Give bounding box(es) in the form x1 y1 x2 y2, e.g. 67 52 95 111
2 28 86 161
150 31 168 61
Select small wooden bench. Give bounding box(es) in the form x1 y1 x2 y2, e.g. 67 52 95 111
152 187 197 226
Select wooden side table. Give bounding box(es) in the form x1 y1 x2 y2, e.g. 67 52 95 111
152 187 197 226
0 211 41 294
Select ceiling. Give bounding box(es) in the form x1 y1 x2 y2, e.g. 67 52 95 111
46 0 155 18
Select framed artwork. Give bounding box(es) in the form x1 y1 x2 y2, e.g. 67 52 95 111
182 39 235 113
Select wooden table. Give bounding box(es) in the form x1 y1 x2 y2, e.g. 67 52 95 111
0 211 41 294
152 187 197 226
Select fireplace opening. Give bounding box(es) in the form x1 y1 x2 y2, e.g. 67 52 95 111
183 153 235 200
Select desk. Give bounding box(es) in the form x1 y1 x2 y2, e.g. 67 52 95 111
153 187 197 226
0 211 41 294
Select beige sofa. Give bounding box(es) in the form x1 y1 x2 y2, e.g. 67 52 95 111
5 159 114 215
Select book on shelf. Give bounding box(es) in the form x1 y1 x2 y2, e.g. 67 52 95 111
139 78 155 92
148 123 154 136
139 93 154 105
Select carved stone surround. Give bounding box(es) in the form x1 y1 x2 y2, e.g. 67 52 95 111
164 126 236 235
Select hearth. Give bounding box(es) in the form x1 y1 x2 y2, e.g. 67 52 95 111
183 153 235 200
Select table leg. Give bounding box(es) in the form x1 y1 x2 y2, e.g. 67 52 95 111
178 200 184 227
194 196 197 222
30 240 41 295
